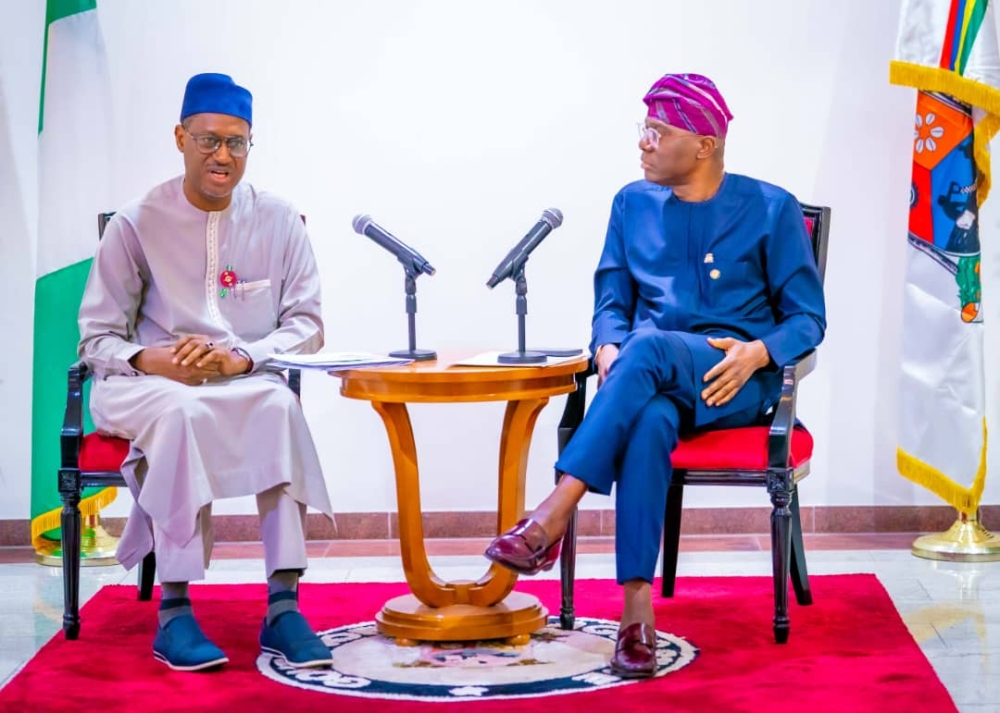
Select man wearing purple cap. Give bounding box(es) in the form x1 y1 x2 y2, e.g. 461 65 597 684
486 73 826 677
78 73 334 671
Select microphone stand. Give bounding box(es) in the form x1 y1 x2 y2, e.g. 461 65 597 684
498 262 547 364
388 265 436 361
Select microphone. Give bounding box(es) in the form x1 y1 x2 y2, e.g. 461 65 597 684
352 214 436 277
486 208 564 288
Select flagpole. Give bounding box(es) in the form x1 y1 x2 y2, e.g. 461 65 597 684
912 509 1000 562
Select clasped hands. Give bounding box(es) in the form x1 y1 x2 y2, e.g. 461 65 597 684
131 335 250 386
595 336 770 407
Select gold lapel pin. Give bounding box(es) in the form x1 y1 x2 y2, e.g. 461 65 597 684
709 268 721 280
704 253 715 263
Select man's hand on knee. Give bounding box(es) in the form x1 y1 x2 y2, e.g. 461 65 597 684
595 344 620 387
701 337 770 407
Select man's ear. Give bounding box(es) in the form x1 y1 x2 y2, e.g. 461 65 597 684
697 136 718 160
174 124 185 152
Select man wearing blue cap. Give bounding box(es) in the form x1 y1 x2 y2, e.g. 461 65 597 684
78 73 334 671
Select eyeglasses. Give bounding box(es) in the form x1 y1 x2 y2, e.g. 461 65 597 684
185 131 253 158
637 123 661 148
638 122 717 149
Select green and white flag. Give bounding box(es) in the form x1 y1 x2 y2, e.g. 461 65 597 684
31 0 116 553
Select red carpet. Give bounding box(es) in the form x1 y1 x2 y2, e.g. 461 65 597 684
0 575 955 712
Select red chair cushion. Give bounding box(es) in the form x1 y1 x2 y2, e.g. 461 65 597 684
671 425 813 471
78 432 131 472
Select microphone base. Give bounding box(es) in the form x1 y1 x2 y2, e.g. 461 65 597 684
532 348 584 357
390 348 437 362
498 350 548 365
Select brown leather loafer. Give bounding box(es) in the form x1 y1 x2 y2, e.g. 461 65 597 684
484 519 560 576
610 622 657 678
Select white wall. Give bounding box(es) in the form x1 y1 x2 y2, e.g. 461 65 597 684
2 0 997 521
0 0 45 520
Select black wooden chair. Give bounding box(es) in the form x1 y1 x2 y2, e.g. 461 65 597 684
59 211 302 640
554 203 831 644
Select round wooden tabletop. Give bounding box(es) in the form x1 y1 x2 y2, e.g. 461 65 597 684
333 351 590 403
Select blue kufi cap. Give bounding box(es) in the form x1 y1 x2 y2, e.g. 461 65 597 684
180 73 252 125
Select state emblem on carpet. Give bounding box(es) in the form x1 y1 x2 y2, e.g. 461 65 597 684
258 616 698 702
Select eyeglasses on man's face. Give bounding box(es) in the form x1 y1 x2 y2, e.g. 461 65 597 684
185 131 253 158
637 123 662 149
638 122 716 150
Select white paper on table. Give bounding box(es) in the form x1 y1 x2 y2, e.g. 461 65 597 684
266 351 414 371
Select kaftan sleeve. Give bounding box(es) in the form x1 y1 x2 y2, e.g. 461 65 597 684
590 191 637 354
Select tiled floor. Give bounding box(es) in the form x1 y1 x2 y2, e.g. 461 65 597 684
1 533 998 712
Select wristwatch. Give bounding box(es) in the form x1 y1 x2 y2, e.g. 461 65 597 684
230 346 254 374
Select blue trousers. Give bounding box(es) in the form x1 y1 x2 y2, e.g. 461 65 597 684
555 328 766 584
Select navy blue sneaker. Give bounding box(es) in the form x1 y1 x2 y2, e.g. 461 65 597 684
152 614 228 672
259 611 332 668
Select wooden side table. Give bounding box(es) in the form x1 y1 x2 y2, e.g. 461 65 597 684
333 352 589 643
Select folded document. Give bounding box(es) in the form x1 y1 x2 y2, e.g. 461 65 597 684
267 352 413 371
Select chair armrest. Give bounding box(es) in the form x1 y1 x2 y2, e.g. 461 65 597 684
766 351 816 469
555 358 596 458
789 350 817 380
288 368 302 397
61 361 91 469
557 369 592 448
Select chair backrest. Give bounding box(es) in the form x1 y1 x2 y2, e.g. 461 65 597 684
799 203 831 286
98 211 114 240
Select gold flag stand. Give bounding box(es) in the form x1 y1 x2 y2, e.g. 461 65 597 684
912 509 1000 562
35 513 120 567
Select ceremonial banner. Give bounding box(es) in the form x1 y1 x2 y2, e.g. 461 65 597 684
890 0 1000 514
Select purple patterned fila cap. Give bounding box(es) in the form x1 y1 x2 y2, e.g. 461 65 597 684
642 73 733 138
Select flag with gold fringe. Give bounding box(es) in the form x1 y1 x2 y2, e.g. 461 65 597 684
890 0 1000 514
30 0 116 554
